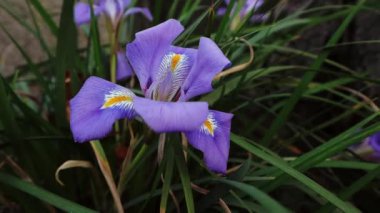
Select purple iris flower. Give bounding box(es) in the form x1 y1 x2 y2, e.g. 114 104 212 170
70 19 233 173
116 50 133 80
74 0 153 27
366 132 380 161
349 132 380 162
218 0 266 22
369 132 380 153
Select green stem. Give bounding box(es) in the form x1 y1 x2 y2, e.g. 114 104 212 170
110 32 117 83
117 143 149 194
109 25 121 142
90 141 124 213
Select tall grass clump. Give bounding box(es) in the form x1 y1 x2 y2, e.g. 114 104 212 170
0 0 380 212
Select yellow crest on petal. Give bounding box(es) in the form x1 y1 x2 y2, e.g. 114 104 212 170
171 54 182 72
101 89 134 110
201 114 217 137
102 96 132 108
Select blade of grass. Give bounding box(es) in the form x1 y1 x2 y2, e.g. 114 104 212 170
262 114 380 190
231 134 361 212
90 140 124 213
0 24 51 97
318 165 380 213
261 0 366 146
160 144 175 213
29 0 58 36
0 172 96 213
215 0 236 42
173 141 195 213
88 0 104 77
25 0 53 58
0 76 19 139
54 0 79 127
202 66 301 105
217 179 290 212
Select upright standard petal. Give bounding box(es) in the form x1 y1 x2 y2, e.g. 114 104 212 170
180 37 230 101
243 0 264 15
184 110 233 174
116 51 133 80
133 97 208 133
146 46 197 101
70 77 135 142
126 19 184 92
124 7 153 21
74 2 103 26
102 0 126 26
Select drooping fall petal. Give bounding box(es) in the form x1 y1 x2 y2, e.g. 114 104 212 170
185 110 233 173
70 77 136 142
180 37 230 101
133 97 209 133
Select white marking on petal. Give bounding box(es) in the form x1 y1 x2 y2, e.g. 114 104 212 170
101 89 134 111
201 113 218 137
149 52 191 101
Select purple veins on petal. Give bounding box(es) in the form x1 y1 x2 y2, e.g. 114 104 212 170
180 37 231 101
116 51 133 80
70 76 135 142
185 110 233 174
127 20 230 102
126 19 184 92
133 97 209 133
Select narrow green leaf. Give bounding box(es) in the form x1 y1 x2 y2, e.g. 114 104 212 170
29 0 58 36
0 76 19 138
88 0 105 77
0 24 51 97
215 0 236 42
231 134 360 212
261 0 366 145
217 179 290 213
0 172 96 213
54 0 79 127
173 141 195 213
319 165 380 213
160 145 175 212
25 0 53 58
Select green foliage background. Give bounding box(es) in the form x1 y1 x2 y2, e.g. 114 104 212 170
0 0 380 212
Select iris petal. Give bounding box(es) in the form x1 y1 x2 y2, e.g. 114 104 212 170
74 2 103 26
185 110 233 174
70 77 135 142
126 19 184 92
133 97 208 133
116 51 133 80
124 7 153 21
180 37 230 101
369 132 380 152
145 46 196 101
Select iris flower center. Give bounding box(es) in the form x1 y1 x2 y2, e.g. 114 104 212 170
171 54 182 71
148 52 190 101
